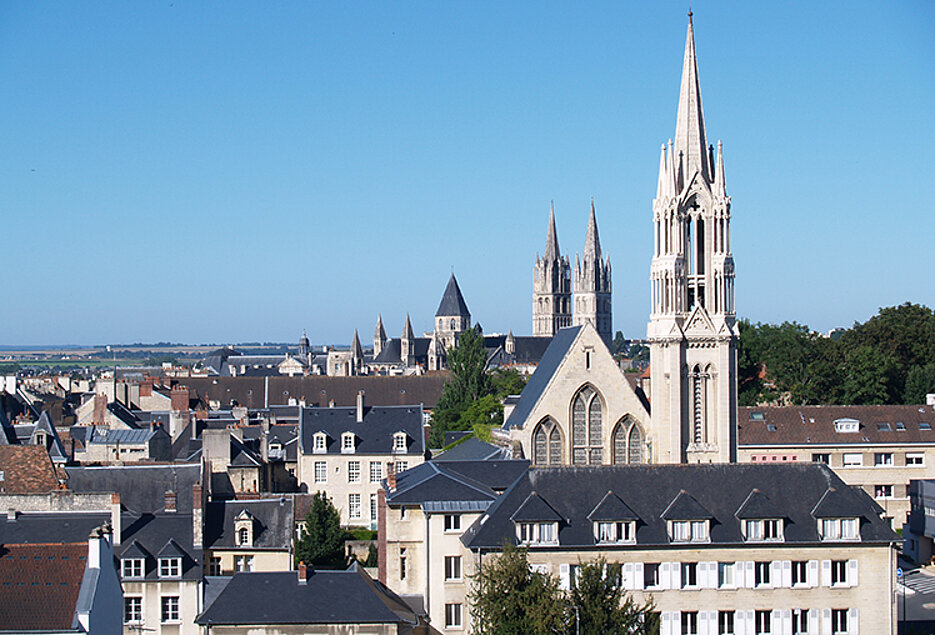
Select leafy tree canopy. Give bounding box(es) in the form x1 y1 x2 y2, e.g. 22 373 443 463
294 492 347 569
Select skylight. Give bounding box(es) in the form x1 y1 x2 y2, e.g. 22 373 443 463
750 412 765 421
921 423 932 431
876 422 892 431
766 424 777 432
896 422 907 431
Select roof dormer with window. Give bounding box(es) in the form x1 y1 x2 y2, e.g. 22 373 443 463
313 431 328 454
587 490 639 545
157 539 186 578
511 491 562 546
812 487 861 542
736 489 785 543
341 431 356 455
661 490 712 544
235 509 255 547
392 431 408 454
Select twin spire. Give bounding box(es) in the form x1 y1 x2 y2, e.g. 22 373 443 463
539 199 602 267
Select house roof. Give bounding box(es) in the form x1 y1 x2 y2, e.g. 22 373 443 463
0 542 87 632
204 498 293 551
64 464 200 514
0 512 109 545
587 491 640 521
738 404 935 446
502 326 582 429
735 489 784 520
660 490 714 520
118 512 201 582
0 445 61 494
370 338 432 365
432 437 509 461
299 405 425 456
85 426 162 445
511 492 564 522
485 335 554 367
30 411 68 461
435 274 471 318
462 463 896 550
196 563 415 626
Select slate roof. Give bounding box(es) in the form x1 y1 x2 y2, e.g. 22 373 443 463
0 512 109 544
0 445 61 494
196 563 416 626
30 411 68 461
370 338 432 365
65 464 200 513
0 542 87 632
735 489 784 520
503 326 582 429
661 490 714 520
118 512 201 582
587 491 640 521
204 498 293 551
387 460 529 506
484 335 553 367
85 426 162 445
179 374 447 409
436 274 471 318
511 492 564 522
432 436 509 461
739 404 935 446
299 405 425 456
462 463 897 549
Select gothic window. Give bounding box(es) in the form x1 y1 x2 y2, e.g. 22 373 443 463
534 426 547 465
549 427 561 464
690 364 708 444
533 420 562 466
613 421 626 464
628 425 643 464
572 387 603 465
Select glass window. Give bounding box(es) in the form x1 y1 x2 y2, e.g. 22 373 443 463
831 560 847 586
121 558 143 578
124 597 142 623
394 433 407 452
791 561 808 586
395 460 408 474
671 521 690 542
874 452 893 466
682 562 698 588
208 557 221 576
370 493 377 521
444 514 461 532
445 555 462 581
161 596 180 623
348 461 361 483
841 518 858 539
907 453 925 466
342 433 355 453
314 434 326 452
159 557 180 578
445 603 462 628
718 611 735 635
644 563 661 588
791 609 808 634
831 609 847 635
691 520 708 542
875 484 893 499
538 522 555 543
314 461 327 483
754 610 771 635
234 555 254 572
349 493 361 519
681 611 699 635
518 523 534 544
754 561 770 587
717 562 735 588
370 461 383 482
399 548 407 580
812 453 830 464
842 453 862 467
238 527 250 545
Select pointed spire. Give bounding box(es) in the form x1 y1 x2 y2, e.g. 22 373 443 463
714 140 727 196
583 199 602 263
402 314 414 341
544 201 560 261
375 314 386 341
351 330 364 361
656 144 668 199
436 274 471 318
674 13 710 183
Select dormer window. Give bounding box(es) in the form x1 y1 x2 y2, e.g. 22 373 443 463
234 510 254 547
834 418 860 433
393 432 407 454
313 432 327 454
594 521 635 544
516 522 558 545
121 558 144 578
744 518 784 542
820 518 860 542
341 432 356 454
159 557 181 578
669 520 709 543
238 528 250 545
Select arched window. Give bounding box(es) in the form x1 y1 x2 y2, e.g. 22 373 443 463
548 427 561 465
533 419 562 466
691 364 707 444
628 425 643 464
613 421 627 465
238 527 250 546
534 426 547 465
572 387 603 465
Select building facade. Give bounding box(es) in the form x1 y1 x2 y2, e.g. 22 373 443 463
572 201 612 347
533 203 572 338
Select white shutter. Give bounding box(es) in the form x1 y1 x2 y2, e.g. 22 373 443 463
807 609 819 635
623 562 634 590
745 561 755 589
781 560 792 588
660 611 672 635
672 611 683 635
781 609 792 635
847 559 859 587
736 609 746 635
770 561 781 589
699 610 710 635
808 560 820 588
708 611 719 635
671 562 682 589
772 610 782 635
634 562 644 590
560 563 570 590
661 562 672 589
848 608 859 635
821 560 832 587
746 610 756 635
822 608 832 635
708 562 720 589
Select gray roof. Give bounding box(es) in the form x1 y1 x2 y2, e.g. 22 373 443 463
735 489 784 520
204 498 293 551
30 411 68 461
85 426 162 445
660 490 714 520
432 436 509 461
435 274 470 318
484 335 553 367
587 491 640 521
511 492 563 522
196 563 415 626
118 512 201 581
299 405 425 456
370 337 432 365
387 460 529 507
0 511 110 544
65 464 201 514
502 326 582 429
462 463 897 550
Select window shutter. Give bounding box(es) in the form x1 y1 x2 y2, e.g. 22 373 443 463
772 610 782 635
781 560 792 588
821 608 832 635
847 559 859 587
745 561 755 589
701 561 714 589
634 562 644 590
661 562 671 589
781 609 792 635
736 609 746 635
770 561 781 589
821 560 832 587
623 562 634 590
560 563 570 590
808 560 820 588
672 611 682 635
746 610 756 635
670 562 682 589
807 609 819 635
699 610 709 635
848 608 859 635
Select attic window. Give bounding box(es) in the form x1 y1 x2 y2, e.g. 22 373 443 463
121 558 144 578
393 432 407 454
669 520 709 543
833 418 860 433
341 432 356 454
313 432 327 453
876 422 892 431
158 557 181 578
921 423 932 431
820 518 859 542
896 422 907 431
749 412 765 421
743 519 784 543
766 424 777 432
516 521 558 545
594 521 636 544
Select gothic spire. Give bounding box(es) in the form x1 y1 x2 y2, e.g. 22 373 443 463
583 199 602 263
674 13 710 184
714 140 727 196
375 314 386 342
544 201 560 261
351 329 364 361
402 314 414 341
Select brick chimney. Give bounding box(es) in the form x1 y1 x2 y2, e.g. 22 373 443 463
164 490 177 513
92 394 107 425
386 463 396 492
171 386 190 412
140 378 153 398
297 561 313 584
110 493 122 547
356 391 365 423
192 484 203 549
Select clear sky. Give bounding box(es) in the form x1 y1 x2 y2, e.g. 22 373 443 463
1 1 932 346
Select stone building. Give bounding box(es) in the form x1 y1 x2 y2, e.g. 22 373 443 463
533 203 572 337
573 200 612 347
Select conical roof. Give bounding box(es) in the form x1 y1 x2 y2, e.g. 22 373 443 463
582 200 602 263
351 330 364 359
435 274 471 318
544 202 560 261
673 13 710 183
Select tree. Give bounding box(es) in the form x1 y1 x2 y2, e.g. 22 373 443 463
490 367 527 398
294 492 347 569
570 558 658 634
611 331 628 356
439 325 490 409
905 362 935 404
469 542 567 635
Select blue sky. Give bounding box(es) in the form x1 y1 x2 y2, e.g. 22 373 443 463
1 2 932 346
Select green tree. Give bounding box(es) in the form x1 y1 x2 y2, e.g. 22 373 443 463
469 543 568 635
905 362 935 404
570 558 658 634
611 331 628 356
841 345 900 405
490 367 527 398
438 325 490 409
294 492 347 569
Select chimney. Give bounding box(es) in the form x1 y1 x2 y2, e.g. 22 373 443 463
192 484 203 549
171 385 190 412
92 394 107 425
164 490 177 513
139 378 153 398
298 561 313 584
87 524 112 570
356 391 365 423
386 463 396 492
6 509 16 522
110 493 122 546
329 399 335 408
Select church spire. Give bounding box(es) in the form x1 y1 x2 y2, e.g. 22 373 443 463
544 201 560 261
674 12 710 184
583 198 602 262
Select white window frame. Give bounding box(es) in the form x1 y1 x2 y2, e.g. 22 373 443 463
842 453 862 467
158 557 180 578
681 611 699 635
445 555 462 581
754 609 771 635
907 452 925 466
516 521 558 545
595 520 635 544
370 493 378 521
341 432 355 454
122 558 143 578
444 514 462 532
234 554 254 572
124 596 142 624
394 460 408 474
313 432 327 454
830 609 848 635
445 603 463 629
820 518 860 542
160 596 180 623
875 484 893 499
370 461 383 483
718 561 736 589
874 452 893 466
348 460 361 483
349 493 361 519
314 461 327 483
718 610 735 635
393 432 407 453
681 562 699 589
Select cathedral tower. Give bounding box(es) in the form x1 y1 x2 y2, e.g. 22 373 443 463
573 200 612 347
647 14 737 464
434 274 471 352
533 202 572 337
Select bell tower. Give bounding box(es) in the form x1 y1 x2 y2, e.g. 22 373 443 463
647 13 737 464
533 202 572 337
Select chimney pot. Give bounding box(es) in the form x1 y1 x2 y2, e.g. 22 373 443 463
298 561 312 584
356 391 365 423
6 509 16 521
164 490 177 513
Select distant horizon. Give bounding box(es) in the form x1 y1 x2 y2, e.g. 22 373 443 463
2 2 931 345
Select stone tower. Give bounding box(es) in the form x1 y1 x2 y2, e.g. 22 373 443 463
401 314 416 367
373 315 387 358
434 274 471 352
298 330 310 360
647 14 737 464
533 202 572 337
573 201 612 347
